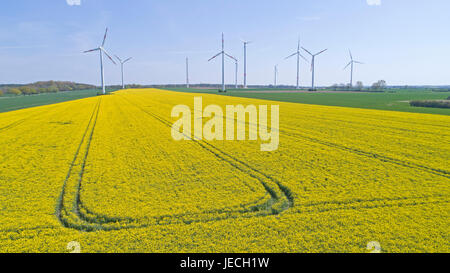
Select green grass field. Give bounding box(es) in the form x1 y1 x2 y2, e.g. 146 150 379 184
0 89 116 113
165 87 450 116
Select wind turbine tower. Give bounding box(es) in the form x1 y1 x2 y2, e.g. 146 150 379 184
233 58 238 89
274 65 278 88
285 38 308 89
242 40 252 89
83 28 117 95
208 33 237 92
302 47 328 90
344 50 364 87
186 57 190 88
114 55 132 89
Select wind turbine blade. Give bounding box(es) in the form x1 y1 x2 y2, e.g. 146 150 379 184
225 53 237 62
315 49 328 56
123 57 133 63
349 49 353 61
354 61 364 64
101 48 117 65
343 62 352 70
114 55 122 62
299 53 309 62
208 52 222 62
301 47 313 56
83 48 99 53
102 28 108 47
285 52 297 60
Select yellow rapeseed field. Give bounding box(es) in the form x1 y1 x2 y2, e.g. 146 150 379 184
0 89 448 253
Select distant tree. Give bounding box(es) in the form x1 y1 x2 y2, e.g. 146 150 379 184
372 80 387 91
9 88 22 95
410 100 450 109
356 81 364 91
47 86 59 93
20 86 37 95
371 82 379 90
330 84 338 91
0 90 3 96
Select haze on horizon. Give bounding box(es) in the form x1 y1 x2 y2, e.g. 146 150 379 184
1 0 449 87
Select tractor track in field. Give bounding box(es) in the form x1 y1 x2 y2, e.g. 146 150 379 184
125 94 449 186
0 118 28 132
73 100 273 227
78 97 277 224
290 194 450 214
183 102 450 178
129 95 450 179
279 128 450 179
76 98 273 222
0 104 63 133
286 113 450 138
340 113 450 130
54 93 448 232
118 95 294 202
92 96 293 223
120 95 449 211
55 98 102 228
288 199 450 218
0 113 49 133
7 195 447 242
56 96 293 232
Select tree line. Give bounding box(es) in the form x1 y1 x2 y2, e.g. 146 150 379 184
0 81 95 96
410 97 450 109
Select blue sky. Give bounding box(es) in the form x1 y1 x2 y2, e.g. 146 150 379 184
1 0 450 86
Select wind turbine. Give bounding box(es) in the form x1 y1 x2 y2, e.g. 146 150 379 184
186 57 190 88
302 47 327 90
232 57 238 89
274 65 279 88
285 38 308 89
344 50 364 87
241 40 252 89
208 33 237 92
114 55 132 89
83 28 116 95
